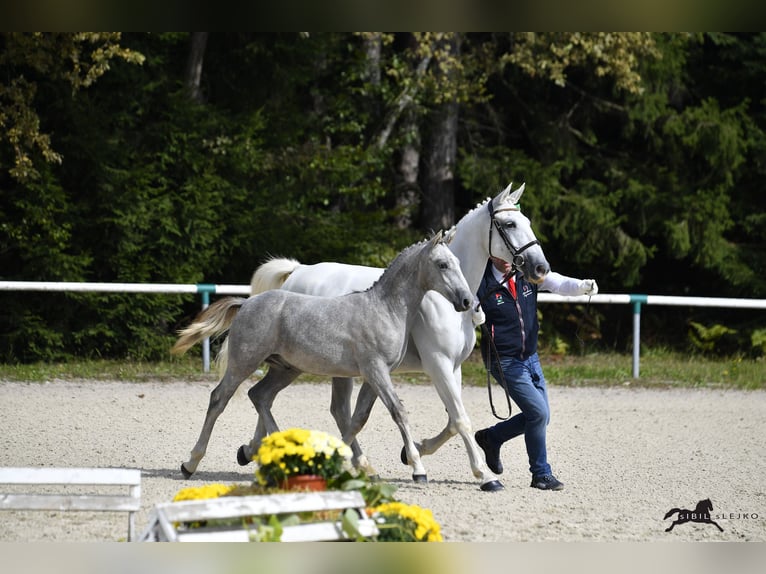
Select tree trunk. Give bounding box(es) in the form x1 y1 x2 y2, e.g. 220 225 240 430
421 34 459 232
394 107 421 229
185 32 208 103
422 101 458 231
362 33 381 86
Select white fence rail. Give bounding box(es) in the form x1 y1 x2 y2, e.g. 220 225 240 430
0 281 249 374
538 293 766 377
2 281 765 378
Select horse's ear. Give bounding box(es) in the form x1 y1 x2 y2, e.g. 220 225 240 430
494 181 525 208
508 182 525 205
430 230 444 246
443 228 456 245
495 182 513 206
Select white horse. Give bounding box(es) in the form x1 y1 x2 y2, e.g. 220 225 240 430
173 232 473 481
241 183 550 491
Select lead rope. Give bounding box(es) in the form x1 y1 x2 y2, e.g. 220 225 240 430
477 269 515 421
481 323 513 420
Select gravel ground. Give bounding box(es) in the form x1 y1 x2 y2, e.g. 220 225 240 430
1 378 764 542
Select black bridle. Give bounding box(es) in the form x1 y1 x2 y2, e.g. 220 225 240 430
487 200 541 274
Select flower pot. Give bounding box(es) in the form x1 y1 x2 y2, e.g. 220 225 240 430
282 474 327 492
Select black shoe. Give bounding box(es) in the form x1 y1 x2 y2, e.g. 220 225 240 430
530 474 564 491
475 429 503 474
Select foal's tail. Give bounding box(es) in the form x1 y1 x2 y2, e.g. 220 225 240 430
199 258 300 376
171 297 247 356
250 257 301 294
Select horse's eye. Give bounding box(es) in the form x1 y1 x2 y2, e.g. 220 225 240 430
439 262 449 270
506 221 516 229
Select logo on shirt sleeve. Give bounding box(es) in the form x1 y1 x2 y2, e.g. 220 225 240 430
522 283 533 298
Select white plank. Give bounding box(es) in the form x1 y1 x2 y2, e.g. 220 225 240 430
0 467 140 486
140 490 378 543
1 494 140 512
156 490 365 523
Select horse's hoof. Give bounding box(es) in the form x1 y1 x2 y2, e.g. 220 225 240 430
180 463 194 479
480 480 504 492
236 445 251 466
412 474 428 483
400 446 408 465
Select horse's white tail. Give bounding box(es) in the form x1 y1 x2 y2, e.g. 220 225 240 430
171 297 247 356
208 258 302 377
250 257 301 294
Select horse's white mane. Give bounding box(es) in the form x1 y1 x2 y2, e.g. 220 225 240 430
442 184 526 237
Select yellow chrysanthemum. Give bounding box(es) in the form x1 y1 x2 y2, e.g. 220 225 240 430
372 502 443 542
255 428 353 484
172 483 236 502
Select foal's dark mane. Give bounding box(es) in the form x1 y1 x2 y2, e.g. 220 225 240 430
366 236 437 293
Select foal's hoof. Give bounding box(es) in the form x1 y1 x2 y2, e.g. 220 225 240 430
412 474 428 483
480 480 504 492
236 445 252 467
180 463 194 480
400 446 408 465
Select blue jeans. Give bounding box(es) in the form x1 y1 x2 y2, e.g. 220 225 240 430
487 352 551 477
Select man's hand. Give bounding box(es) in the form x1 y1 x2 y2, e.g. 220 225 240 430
471 298 486 326
579 279 598 296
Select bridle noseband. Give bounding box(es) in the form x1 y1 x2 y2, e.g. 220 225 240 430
487 200 540 274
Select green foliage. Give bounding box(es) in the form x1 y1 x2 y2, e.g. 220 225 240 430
331 469 398 508
688 321 738 354
501 32 659 94
0 32 144 182
751 329 766 356
1 32 765 362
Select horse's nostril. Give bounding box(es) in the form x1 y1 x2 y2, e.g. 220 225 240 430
536 264 550 277
463 298 471 309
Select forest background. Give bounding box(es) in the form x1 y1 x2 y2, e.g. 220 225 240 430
1 32 765 363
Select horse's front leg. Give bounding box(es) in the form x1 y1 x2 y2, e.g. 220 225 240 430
419 360 504 491
358 365 427 482
237 363 301 466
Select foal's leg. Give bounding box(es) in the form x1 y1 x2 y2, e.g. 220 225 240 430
343 381 379 475
355 365 427 482
330 377 374 473
236 363 301 466
181 371 250 478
